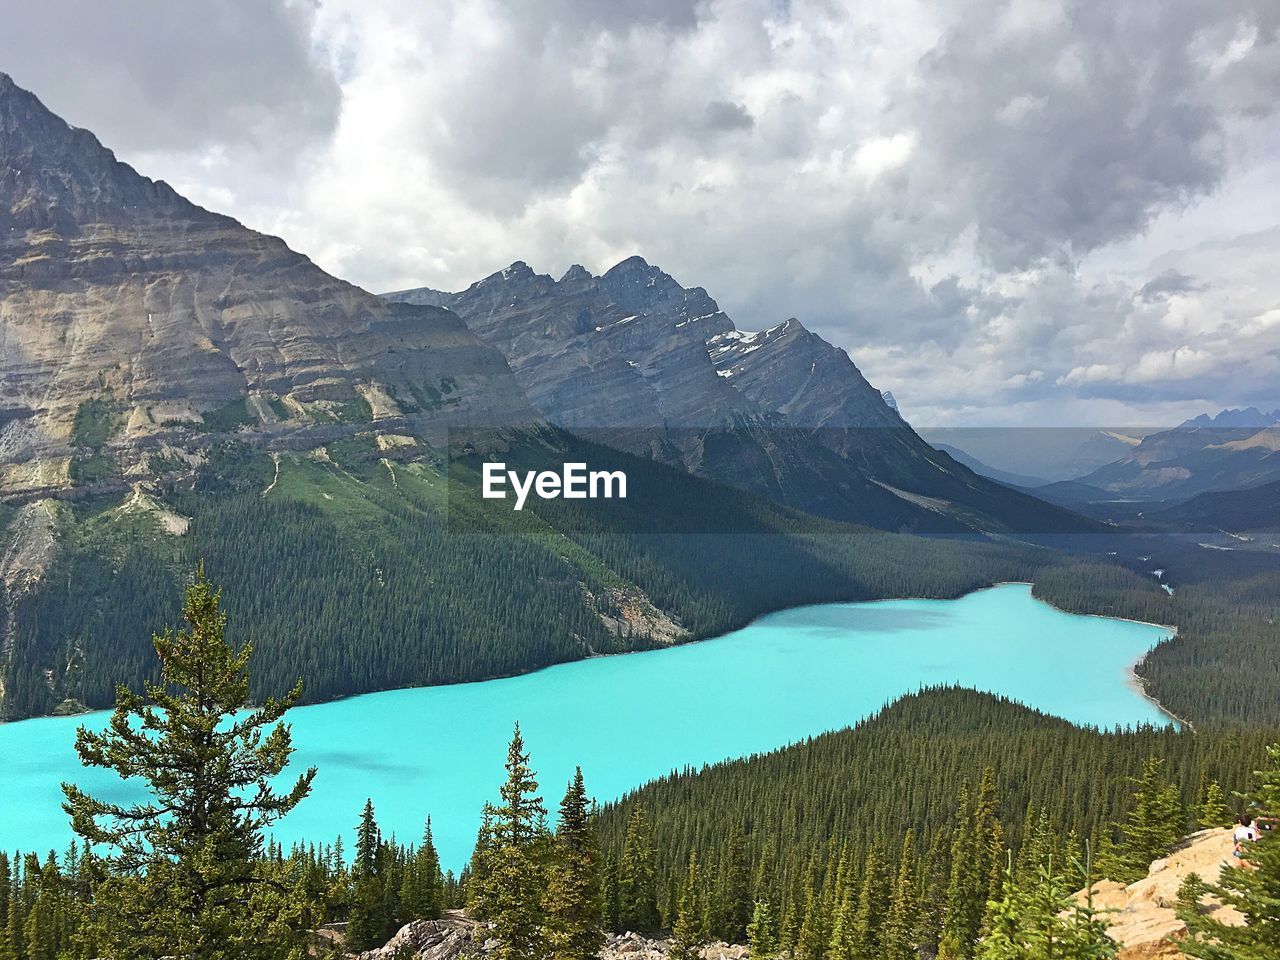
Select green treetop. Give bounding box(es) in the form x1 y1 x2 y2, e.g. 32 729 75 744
60 566 316 959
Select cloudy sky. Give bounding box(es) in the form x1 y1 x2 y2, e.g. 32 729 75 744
4 0 1279 426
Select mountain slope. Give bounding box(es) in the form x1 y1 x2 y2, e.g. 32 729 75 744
0 71 533 503
930 442 1052 487
918 427 1148 483
1149 477 1280 532
0 73 1068 721
386 261 1093 535
1079 408 1280 499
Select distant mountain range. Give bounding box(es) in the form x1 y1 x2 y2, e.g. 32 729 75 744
1076 408 1280 500
917 427 1149 483
1178 407 1280 430
384 264 1090 534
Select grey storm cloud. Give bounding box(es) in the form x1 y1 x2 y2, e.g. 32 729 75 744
0 0 339 157
893 0 1277 270
1138 270 1206 301
703 101 755 132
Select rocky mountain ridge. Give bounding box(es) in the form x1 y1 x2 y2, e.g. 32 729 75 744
386 261 1094 534
0 71 534 504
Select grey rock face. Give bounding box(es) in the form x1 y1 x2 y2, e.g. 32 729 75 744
397 258 749 432
346 917 748 960
387 261 1092 533
0 72 534 499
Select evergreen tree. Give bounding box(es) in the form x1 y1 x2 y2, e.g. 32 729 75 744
851 845 887 959
468 724 552 960
979 852 1116 960
418 819 445 919
346 801 394 951
826 864 856 960
882 831 917 960
601 853 620 933
618 807 659 934
1105 757 1184 883
355 799 381 877
670 853 707 960
796 860 829 960
60 568 316 959
547 769 604 960
1179 742 1280 958
940 785 984 960
1196 781 1231 830
0 852 10 960
714 825 753 942
918 827 952 955
748 899 779 960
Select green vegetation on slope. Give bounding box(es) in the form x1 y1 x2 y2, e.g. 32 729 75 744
6 569 1280 958
3 431 1048 719
6 426 1280 728
596 686 1279 953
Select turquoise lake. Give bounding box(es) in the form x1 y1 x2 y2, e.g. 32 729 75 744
0 583 1173 869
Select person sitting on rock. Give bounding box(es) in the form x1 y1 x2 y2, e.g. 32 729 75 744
1233 814 1258 868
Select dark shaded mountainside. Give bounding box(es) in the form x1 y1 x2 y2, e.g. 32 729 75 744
1150 476 1280 532
385 262 1092 534
0 72 1083 721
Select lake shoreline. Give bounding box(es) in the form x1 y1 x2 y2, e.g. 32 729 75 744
0 579 1182 730
997 579 1186 729
0 582 1179 865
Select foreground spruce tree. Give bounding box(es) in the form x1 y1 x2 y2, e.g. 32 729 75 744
978 851 1116 960
346 800 395 950
61 567 316 959
1178 742 1280 958
617 807 660 934
1099 757 1184 884
469 724 553 960
547 768 605 960
746 899 778 959
669 852 707 960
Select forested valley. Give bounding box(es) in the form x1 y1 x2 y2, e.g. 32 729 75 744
6 432 1280 730
4 572 1279 959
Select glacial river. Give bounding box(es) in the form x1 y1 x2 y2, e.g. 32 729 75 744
0 583 1173 868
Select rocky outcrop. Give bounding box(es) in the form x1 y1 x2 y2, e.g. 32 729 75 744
1075 828 1246 959
0 72 534 501
346 915 747 960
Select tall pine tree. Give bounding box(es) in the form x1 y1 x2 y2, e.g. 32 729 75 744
60 567 316 959
546 769 604 960
468 724 553 960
